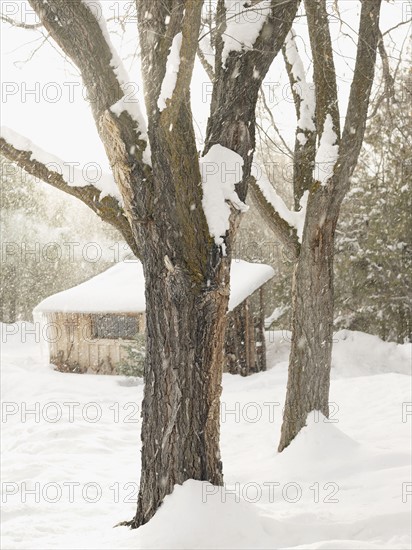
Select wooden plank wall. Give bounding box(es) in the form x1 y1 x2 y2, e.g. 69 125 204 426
46 312 142 374
45 284 268 377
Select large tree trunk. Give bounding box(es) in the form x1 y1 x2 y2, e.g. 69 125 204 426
278 198 336 451
133 251 230 527
129 0 298 525
130 2 231 521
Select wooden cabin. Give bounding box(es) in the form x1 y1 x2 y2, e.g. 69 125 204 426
33 260 275 377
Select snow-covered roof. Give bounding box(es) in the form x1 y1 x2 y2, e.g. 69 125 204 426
33 260 275 315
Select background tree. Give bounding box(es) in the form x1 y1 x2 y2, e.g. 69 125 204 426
244 0 383 451
334 62 412 343
261 45 411 345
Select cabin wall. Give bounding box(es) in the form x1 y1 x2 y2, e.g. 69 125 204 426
45 284 268 377
46 312 143 374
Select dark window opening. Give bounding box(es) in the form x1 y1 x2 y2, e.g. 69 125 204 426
91 314 139 340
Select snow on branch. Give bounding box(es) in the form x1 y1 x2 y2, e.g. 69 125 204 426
222 1 271 67
0 127 121 201
314 114 339 185
81 0 148 142
200 144 248 251
283 30 315 144
197 33 214 81
252 165 307 242
158 32 183 112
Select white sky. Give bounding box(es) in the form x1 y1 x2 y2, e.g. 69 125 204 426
1 0 410 174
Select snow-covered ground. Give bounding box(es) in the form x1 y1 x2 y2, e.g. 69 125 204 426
1 324 411 549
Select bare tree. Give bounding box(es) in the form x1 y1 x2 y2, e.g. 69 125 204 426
1 0 299 527
246 0 383 450
278 0 382 451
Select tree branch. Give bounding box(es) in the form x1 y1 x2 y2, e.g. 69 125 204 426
28 0 152 230
377 30 395 100
248 176 300 260
367 31 396 120
0 135 139 257
163 3 205 120
259 85 293 158
1 14 42 30
197 44 215 81
334 0 382 207
304 0 340 139
282 29 317 207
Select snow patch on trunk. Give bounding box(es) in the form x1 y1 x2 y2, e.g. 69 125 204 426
157 32 183 112
222 1 271 66
200 144 248 250
315 114 339 185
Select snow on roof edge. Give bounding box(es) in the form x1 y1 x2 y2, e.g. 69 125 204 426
33 260 275 315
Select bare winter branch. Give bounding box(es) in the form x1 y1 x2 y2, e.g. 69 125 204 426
334 0 383 206
248 176 300 260
0 14 42 30
0 135 138 257
304 0 340 139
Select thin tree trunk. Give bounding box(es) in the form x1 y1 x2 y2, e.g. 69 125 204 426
278 198 336 452
278 0 382 452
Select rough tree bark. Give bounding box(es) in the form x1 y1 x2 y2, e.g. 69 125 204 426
278 0 382 451
130 2 230 525
133 0 298 526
